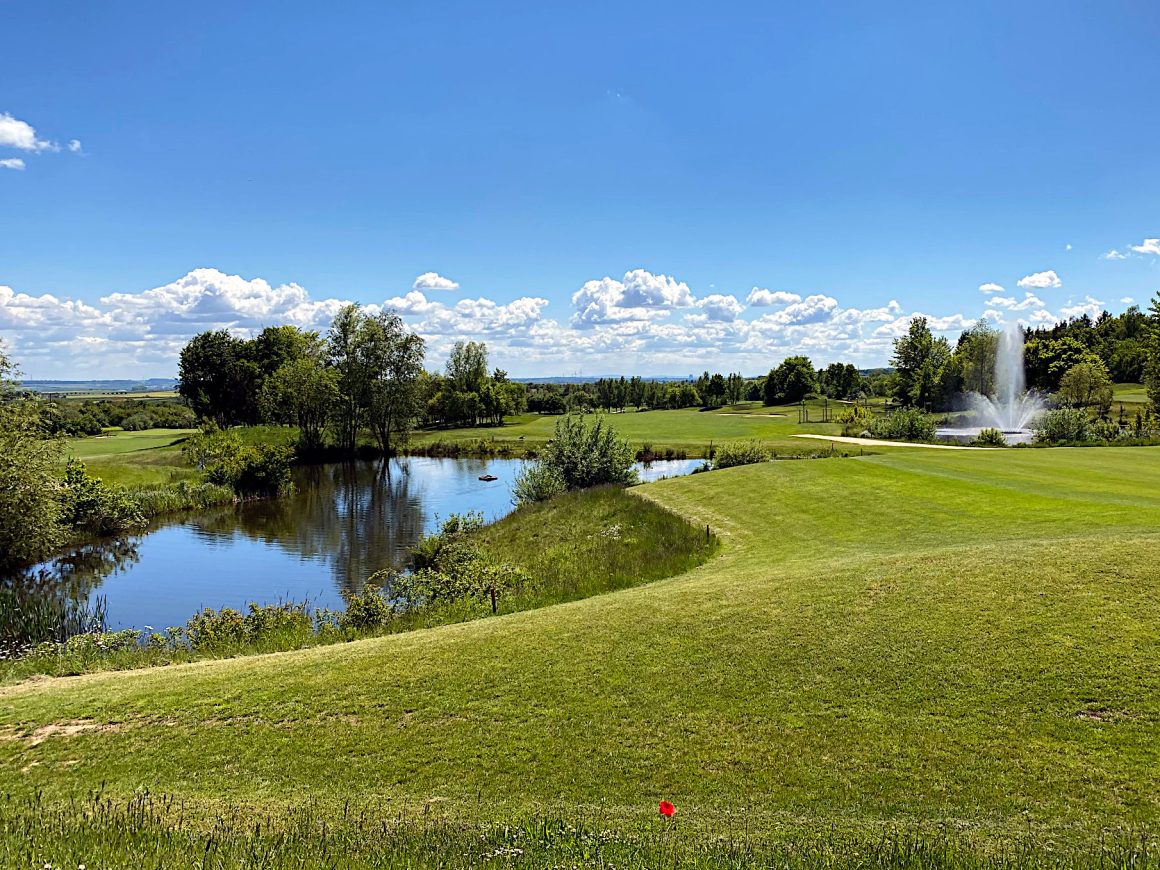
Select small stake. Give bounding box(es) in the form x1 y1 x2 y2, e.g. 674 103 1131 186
490 583 497 614
706 523 710 542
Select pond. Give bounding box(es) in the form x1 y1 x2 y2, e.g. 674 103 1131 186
8 457 701 631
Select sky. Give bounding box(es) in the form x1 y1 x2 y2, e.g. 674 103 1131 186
1 0 1158 379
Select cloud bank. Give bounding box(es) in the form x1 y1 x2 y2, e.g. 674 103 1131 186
0 265 1120 379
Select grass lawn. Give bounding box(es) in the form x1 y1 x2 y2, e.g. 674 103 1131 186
412 401 847 456
63 427 199 486
3 446 1158 863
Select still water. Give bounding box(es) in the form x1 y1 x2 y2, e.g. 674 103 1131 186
13 457 700 630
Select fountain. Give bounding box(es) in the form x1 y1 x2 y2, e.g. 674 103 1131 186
937 322 1045 444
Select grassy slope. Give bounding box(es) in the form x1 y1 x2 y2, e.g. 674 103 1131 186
3 448 1158 843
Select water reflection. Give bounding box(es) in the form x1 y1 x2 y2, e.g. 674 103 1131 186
5 457 700 630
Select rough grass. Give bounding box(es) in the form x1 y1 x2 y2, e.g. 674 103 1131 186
3 447 1159 858
64 427 199 486
479 484 718 606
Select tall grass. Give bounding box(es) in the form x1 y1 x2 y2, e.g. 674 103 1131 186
0 590 106 659
2 792 1154 869
127 479 235 515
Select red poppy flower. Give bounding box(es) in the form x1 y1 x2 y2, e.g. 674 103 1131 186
658 800 676 817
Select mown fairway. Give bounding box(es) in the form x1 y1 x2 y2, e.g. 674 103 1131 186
63 427 199 486
412 401 845 455
3 447 1158 852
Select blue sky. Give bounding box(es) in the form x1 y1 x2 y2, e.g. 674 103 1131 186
2 0 1158 377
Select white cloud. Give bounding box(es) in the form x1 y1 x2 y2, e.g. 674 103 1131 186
745 287 801 307
383 290 439 315
571 269 693 326
1121 297 1135 304
0 158 25 171
690 294 743 323
978 282 1004 294
4 264 1141 379
0 112 58 152
1130 238 1160 256
67 139 82 153
1103 250 1128 260
1065 244 1072 251
986 292 1045 311
1017 269 1062 289
412 271 459 292
1060 295 1104 320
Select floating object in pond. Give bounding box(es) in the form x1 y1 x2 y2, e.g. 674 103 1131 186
478 474 498 482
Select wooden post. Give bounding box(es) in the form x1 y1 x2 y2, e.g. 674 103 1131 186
490 583 497 614
705 524 710 542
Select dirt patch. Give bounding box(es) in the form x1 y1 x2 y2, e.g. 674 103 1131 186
0 719 123 746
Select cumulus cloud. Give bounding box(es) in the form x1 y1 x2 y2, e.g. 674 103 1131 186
0 158 25 171
1130 238 1160 256
571 269 693 326
0 112 58 152
1103 250 1128 260
1121 296 1135 304
0 265 1143 378
978 282 1004 294
412 271 459 292
67 139 82 153
745 287 801 307
1060 295 1104 320
1017 269 1062 289
691 294 743 323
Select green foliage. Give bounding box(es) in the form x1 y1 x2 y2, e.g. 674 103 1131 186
867 407 937 441
0 591 106 658
59 459 146 535
514 414 636 504
1057 359 1113 412
891 316 951 408
0 347 66 570
183 426 294 497
260 356 338 451
972 427 1007 447
511 461 566 505
712 440 770 469
1033 407 1093 443
763 356 816 405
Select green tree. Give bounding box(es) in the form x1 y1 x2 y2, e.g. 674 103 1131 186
177 330 260 426
363 312 426 454
763 356 816 405
0 344 66 570
891 317 951 408
261 356 339 451
1058 360 1113 413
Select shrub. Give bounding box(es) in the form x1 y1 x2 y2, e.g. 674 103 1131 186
59 459 146 535
713 440 770 469
120 412 157 431
1033 408 1092 443
513 414 636 505
972 427 1007 447
183 427 294 497
867 407 936 441
512 462 566 506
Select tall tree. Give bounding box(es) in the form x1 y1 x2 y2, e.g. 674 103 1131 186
891 317 951 408
764 356 816 405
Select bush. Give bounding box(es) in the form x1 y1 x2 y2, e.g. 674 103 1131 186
713 440 770 469
972 427 1007 447
183 427 294 497
867 407 937 441
1033 408 1092 443
120 412 157 431
512 462 566 506
514 415 636 505
59 459 146 536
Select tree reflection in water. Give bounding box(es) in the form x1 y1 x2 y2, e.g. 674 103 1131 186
3 537 142 608
189 459 427 596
